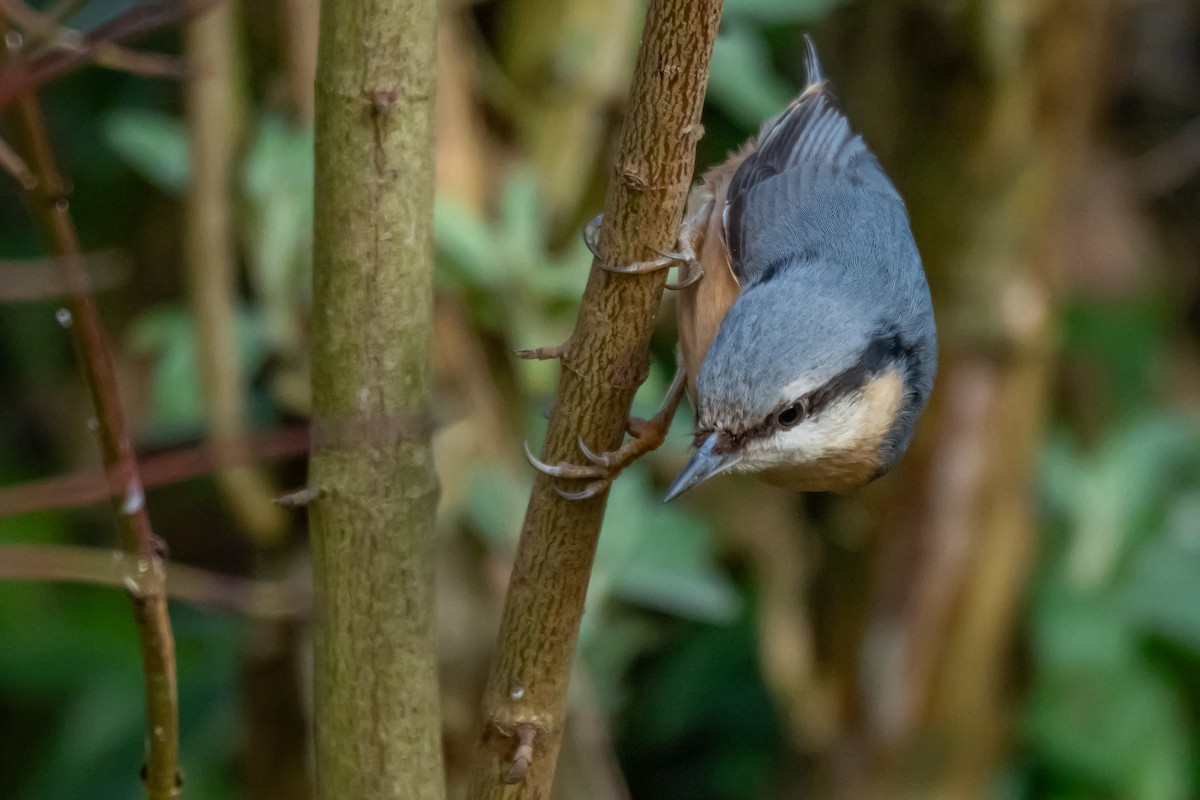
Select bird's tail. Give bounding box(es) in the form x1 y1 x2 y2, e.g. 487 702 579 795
801 34 824 88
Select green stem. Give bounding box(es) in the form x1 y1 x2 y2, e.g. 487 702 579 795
308 0 444 797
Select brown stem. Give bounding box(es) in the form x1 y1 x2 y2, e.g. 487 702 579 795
808 3 1119 797
0 544 310 619
465 1 722 798
279 0 317 122
0 131 33 186
184 0 288 546
1 31 180 800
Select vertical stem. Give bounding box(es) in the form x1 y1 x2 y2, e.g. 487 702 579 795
817 1 1118 795
184 0 287 545
308 0 443 798
1 32 179 800
466 2 722 798
280 0 318 122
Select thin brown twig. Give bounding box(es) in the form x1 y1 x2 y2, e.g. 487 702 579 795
0 0 216 107
90 43 187 79
0 131 33 187
0 426 310 519
0 544 311 619
0 250 127 300
1 30 180 799
0 0 184 80
43 0 90 26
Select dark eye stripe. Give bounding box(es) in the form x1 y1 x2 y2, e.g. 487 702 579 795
702 327 919 453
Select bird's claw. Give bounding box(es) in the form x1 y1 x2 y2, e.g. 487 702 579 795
555 480 610 501
577 435 613 467
583 213 603 260
522 367 688 501
523 441 607 481
523 441 612 501
522 423 666 501
582 213 703 290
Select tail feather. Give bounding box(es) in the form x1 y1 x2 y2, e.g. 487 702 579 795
802 33 823 85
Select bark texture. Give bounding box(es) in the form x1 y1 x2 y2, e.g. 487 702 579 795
309 0 443 797
466 2 723 798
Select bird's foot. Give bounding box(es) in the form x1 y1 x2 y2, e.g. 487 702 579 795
524 367 687 500
583 208 707 290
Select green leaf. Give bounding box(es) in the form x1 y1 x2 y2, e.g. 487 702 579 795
497 168 546 267
1026 581 1191 800
434 196 503 289
1121 493 1200 652
126 305 269 441
708 26 798 128
1039 416 1200 587
462 467 530 545
591 471 740 627
240 116 315 350
102 109 190 195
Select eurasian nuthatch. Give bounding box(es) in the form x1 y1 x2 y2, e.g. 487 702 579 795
665 37 936 498
525 37 936 501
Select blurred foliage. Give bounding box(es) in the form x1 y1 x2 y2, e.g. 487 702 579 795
1 1 1200 799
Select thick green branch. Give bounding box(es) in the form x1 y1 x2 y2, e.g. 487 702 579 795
467 1 723 798
309 0 443 798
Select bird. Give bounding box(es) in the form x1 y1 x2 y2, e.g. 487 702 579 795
523 36 936 502
665 36 936 499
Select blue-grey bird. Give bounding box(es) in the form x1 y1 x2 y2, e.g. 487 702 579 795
665 37 937 500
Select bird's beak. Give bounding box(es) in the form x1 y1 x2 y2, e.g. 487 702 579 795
664 432 741 502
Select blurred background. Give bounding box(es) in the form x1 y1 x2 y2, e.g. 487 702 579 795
2 0 1199 798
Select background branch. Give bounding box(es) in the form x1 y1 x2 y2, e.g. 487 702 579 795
1 32 180 800
184 0 288 546
0 0 214 107
466 1 722 797
0 544 309 619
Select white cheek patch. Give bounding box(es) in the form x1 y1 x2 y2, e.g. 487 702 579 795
742 368 906 471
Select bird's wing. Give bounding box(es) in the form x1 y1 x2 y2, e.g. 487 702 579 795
723 37 900 285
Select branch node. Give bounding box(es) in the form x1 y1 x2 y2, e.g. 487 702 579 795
502 724 537 785
515 343 567 361
620 167 648 189
139 762 183 792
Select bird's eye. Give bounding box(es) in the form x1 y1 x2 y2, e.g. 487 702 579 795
777 403 804 428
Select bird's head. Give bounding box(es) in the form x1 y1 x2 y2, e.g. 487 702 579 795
665 282 934 500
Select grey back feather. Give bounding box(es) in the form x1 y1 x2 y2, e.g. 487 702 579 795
724 37 899 284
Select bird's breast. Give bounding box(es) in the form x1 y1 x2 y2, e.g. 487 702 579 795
677 160 746 398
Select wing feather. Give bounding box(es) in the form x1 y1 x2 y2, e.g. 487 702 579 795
723 36 896 282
